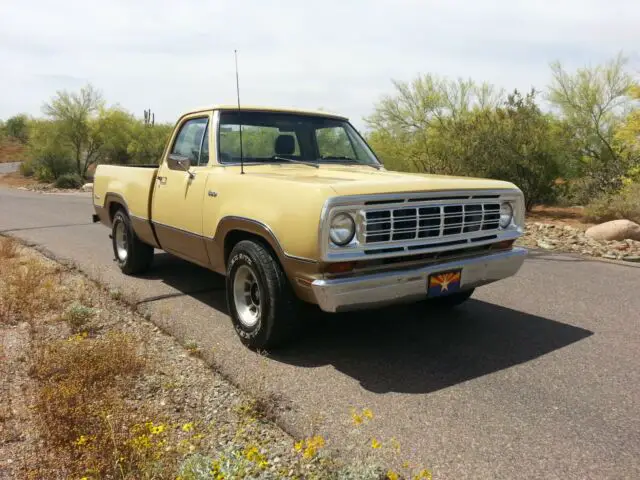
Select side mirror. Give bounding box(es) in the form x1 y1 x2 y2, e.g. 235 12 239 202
168 154 194 178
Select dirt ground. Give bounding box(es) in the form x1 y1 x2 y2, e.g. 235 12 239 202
0 140 26 163
0 172 41 189
526 205 592 227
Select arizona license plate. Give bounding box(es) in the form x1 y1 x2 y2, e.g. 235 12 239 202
427 270 462 297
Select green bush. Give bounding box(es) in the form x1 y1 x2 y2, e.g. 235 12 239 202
19 160 35 177
54 173 84 189
584 182 640 224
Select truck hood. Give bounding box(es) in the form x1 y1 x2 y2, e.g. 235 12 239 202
244 165 519 196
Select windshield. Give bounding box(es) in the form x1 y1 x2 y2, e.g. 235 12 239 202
217 111 381 167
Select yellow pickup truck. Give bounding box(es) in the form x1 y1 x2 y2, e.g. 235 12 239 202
93 105 527 349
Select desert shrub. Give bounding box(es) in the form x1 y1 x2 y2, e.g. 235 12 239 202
5 114 29 143
54 173 83 189
584 182 640 224
19 159 35 177
62 302 95 331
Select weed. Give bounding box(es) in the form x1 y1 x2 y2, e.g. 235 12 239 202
185 340 203 359
109 288 123 300
62 302 95 331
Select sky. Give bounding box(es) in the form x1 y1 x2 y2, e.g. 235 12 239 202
1 0 639 130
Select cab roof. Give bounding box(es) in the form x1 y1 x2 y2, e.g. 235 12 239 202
185 105 348 120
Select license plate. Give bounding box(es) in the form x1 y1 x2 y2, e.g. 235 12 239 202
427 270 462 297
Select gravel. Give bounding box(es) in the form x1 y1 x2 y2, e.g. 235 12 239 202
516 222 640 262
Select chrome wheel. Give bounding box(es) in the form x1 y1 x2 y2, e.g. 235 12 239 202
233 265 261 328
114 220 128 262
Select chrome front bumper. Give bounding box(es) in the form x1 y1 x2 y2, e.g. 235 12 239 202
311 247 527 312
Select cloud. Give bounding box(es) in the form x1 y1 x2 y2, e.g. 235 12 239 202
0 0 638 128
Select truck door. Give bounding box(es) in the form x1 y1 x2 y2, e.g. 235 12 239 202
151 114 211 266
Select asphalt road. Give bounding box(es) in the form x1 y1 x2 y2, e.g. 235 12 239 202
1 187 639 479
0 162 21 174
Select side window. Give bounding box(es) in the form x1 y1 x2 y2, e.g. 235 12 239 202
171 118 208 165
315 126 356 159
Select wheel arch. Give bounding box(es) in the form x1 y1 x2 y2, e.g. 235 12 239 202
211 216 320 305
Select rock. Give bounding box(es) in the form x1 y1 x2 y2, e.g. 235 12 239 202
585 220 640 242
81 183 93 192
602 253 618 260
537 240 555 250
623 255 640 263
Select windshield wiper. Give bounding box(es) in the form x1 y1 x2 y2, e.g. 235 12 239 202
319 156 381 170
272 156 319 168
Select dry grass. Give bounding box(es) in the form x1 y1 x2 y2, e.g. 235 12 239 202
585 183 640 225
0 138 26 163
29 332 149 477
0 236 18 259
0 242 64 325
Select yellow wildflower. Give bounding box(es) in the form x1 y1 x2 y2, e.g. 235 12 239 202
150 424 165 435
294 440 303 452
363 408 374 419
74 435 89 447
387 471 399 480
414 469 433 480
181 422 194 432
371 438 382 449
390 437 401 453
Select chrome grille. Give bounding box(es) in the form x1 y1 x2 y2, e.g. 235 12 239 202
364 203 501 244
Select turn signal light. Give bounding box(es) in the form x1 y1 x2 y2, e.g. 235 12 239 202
492 239 515 250
325 262 356 274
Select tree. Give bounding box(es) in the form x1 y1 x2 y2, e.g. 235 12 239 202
127 122 173 164
365 74 504 134
27 119 75 180
613 84 640 182
5 114 30 143
547 53 636 193
96 107 137 165
42 84 105 177
365 75 504 173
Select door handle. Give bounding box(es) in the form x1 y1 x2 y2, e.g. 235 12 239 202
156 176 167 185
208 190 218 197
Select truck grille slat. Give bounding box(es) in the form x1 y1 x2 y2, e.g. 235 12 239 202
363 202 501 244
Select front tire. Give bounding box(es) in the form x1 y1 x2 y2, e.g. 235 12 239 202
112 210 154 275
429 288 475 308
226 240 298 350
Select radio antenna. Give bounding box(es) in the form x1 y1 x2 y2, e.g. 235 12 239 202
234 49 244 174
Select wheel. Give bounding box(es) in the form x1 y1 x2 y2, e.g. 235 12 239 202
429 288 475 308
226 240 298 350
111 210 154 275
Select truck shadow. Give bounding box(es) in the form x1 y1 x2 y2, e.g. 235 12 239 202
274 302 593 394
140 252 594 395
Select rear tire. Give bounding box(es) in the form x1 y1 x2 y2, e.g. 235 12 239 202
226 240 298 350
429 288 475 308
112 210 154 275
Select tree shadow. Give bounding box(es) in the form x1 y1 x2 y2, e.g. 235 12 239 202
135 252 593 395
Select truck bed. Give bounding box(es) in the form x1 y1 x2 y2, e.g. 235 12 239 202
93 164 159 220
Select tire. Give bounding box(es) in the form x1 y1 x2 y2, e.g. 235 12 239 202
226 240 298 350
111 210 154 275
429 288 475 308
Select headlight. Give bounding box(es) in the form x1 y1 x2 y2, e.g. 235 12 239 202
329 213 355 246
499 202 513 228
